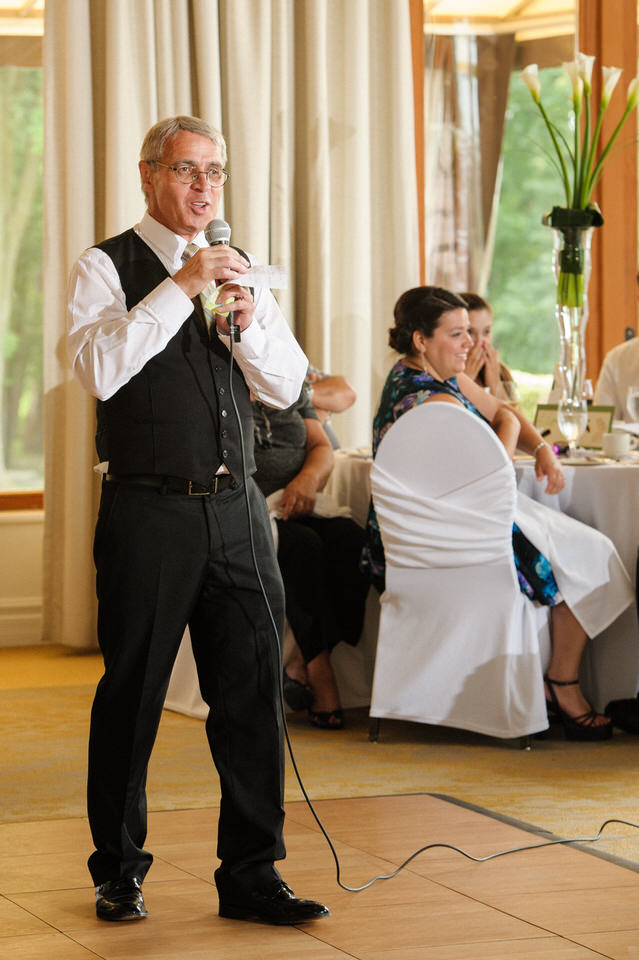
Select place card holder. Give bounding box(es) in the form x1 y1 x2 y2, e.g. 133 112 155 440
533 403 615 449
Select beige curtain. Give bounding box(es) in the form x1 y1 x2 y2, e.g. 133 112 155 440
424 32 514 294
221 0 419 437
43 0 419 648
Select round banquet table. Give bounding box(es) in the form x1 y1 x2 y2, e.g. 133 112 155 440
514 455 639 711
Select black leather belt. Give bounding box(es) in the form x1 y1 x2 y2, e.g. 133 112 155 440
104 473 236 495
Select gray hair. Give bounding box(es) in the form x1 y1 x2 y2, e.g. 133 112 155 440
140 115 227 165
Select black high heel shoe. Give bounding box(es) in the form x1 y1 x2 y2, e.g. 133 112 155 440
544 676 613 741
282 671 313 711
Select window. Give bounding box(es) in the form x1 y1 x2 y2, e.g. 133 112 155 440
423 2 576 416
486 66 572 411
0 4 44 497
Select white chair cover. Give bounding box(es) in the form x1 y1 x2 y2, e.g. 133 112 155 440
370 402 551 739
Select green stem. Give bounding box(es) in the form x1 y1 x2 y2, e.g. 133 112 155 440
558 269 584 308
537 100 571 205
585 104 631 200
581 103 604 207
577 95 590 207
572 101 581 207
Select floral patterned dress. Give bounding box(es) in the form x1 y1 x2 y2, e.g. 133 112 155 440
360 359 561 606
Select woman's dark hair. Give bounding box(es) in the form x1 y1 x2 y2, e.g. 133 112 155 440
459 292 491 313
459 291 513 388
389 286 468 354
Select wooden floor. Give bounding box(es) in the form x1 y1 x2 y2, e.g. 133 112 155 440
2 793 639 959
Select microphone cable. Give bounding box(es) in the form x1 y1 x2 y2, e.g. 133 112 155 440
222 315 639 894
224 316 372 887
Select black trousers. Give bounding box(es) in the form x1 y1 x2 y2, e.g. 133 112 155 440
276 514 369 664
87 478 286 885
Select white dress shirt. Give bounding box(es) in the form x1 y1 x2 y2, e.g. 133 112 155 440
594 337 639 421
67 211 307 408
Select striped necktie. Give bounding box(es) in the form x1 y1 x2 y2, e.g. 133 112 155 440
181 242 219 330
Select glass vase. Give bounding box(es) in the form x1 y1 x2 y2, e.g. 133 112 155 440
542 206 603 455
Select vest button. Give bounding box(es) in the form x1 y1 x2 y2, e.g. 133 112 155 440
221 409 228 417
221 429 228 438
215 365 222 373
222 449 229 459
219 386 225 395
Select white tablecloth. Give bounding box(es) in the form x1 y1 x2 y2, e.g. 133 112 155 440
514 457 639 709
324 450 374 528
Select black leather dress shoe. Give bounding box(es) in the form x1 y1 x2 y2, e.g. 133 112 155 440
95 877 147 921
215 869 330 925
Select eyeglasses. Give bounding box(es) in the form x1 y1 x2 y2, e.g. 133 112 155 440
154 161 229 187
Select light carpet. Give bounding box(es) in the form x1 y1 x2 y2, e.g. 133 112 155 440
2 644 639 869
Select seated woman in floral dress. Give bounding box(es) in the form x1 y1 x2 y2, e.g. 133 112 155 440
361 286 633 742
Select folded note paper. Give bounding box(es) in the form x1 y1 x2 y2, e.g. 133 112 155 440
236 265 287 289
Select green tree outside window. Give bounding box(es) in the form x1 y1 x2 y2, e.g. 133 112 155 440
0 65 43 490
488 67 573 411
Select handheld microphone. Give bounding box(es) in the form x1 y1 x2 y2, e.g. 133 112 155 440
204 219 240 342
205 219 231 245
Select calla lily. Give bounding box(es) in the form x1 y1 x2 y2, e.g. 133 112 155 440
521 64 541 104
563 60 581 98
523 55 639 307
561 66 583 113
522 56 639 214
601 66 622 106
576 52 595 94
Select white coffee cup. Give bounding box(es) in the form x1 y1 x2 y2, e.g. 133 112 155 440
602 431 631 458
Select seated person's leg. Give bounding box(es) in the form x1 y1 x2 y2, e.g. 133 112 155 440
545 602 612 739
296 515 369 648
277 518 343 727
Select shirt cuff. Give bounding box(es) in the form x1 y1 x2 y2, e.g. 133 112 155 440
217 315 266 358
150 277 196 323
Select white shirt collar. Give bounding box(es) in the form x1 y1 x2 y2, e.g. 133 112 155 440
135 211 207 273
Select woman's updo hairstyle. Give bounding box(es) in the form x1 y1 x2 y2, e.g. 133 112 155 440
459 291 490 312
389 286 468 355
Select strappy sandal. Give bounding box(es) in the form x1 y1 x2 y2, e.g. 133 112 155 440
308 708 344 730
545 676 613 741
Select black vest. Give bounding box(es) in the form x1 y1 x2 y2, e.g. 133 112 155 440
95 229 255 484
